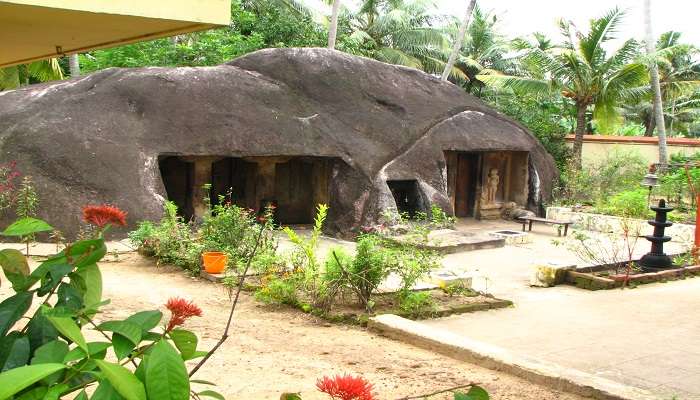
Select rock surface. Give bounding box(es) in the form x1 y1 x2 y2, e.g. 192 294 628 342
0 48 557 237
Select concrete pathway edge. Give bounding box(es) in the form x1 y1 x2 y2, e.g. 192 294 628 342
368 314 659 400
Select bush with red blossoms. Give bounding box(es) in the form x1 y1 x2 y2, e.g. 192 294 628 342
0 208 228 400
317 374 374 400
83 204 128 228
165 296 203 331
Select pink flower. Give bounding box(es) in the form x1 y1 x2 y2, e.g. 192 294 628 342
316 374 374 400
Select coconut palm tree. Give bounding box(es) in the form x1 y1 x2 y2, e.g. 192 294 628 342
348 0 454 76
479 8 647 168
446 5 516 94
441 0 476 81
328 0 342 49
644 0 668 165
0 59 64 90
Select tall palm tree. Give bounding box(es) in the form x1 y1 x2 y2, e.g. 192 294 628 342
650 32 700 135
328 0 342 49
447 5 515 94
69 54 81 77
348 0 454 76
644 0 668 165
479 8 647 168
0 59 64 90
441 0 476 81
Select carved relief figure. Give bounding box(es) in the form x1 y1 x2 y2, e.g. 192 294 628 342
481 168 500 205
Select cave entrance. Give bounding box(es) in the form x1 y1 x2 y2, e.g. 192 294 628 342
387 180 424 218
158 155 334 225
158 156 195 221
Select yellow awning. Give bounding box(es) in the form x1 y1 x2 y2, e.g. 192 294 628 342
0 0 231 68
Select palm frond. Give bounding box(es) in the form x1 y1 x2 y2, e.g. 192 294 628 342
580 7 624 65
478 72 552 95
375 47 423 69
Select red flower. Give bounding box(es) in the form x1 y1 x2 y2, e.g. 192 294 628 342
165 297 203 331
82 204 127 228
316 375 374 400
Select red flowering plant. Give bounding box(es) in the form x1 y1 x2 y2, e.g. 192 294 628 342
83 204 127 229
317 374 374 400
165 296 203 332
0 161 20 214
0 207 238 400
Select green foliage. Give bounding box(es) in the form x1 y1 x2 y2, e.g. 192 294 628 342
0 216 224 400
80 0 325 72
254 276 300 306
430 204 455 229
283 204 329 307
202 192 279 274
15 176 38 219
598 189 651 219
322 235 392 311
398 291 436 319
129 198 279 275
553 150 647 207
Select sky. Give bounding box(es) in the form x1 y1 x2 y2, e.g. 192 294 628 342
305 0 700 46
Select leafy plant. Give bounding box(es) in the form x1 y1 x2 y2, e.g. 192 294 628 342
0 212 226 400
283 204 329 307
0 161 21 216
430 204 455 229
398 291 436 319
598 189 651 219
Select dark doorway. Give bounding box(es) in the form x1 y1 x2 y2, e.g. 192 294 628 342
210 158 256 208
159 156 195 221
275 159 315 224
454 153 480 217
387 180 423 217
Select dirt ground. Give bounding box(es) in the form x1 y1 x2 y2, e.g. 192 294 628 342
88 253 584 400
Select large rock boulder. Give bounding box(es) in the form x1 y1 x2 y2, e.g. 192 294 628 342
0 48 556 238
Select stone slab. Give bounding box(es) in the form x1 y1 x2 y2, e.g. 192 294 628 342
391 229 505 254
369 314 658 400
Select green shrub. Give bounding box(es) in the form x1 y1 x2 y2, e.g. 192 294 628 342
128 220 156 248
554 150 647 206
599 189 651 219
398 291 436 318
254 276 299 306
323 235 393 311
201 195 279 274
430 204 455 228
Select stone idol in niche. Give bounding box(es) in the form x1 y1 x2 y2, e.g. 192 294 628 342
480 168 502 219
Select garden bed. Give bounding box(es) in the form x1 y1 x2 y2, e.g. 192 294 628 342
565 261 700 290
202 270 512 323
321 289 512 323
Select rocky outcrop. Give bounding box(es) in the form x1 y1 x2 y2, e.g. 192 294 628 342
0 48 556 238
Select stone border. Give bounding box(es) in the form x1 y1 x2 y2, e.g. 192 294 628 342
368 314 658 400
546 207 694 243
566 265 700 290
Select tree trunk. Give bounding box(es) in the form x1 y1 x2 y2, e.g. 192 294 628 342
441 0 477 81
572 103 587 169
327 0 342 50
644 0 668 165
644 111 656 137
68 54 80 77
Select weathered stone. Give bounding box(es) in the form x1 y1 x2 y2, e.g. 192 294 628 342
0 48 557 237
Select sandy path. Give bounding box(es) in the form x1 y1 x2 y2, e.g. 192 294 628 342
85 253 584 400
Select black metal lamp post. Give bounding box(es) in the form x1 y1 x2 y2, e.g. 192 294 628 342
640 172 659 206
638 199 674 272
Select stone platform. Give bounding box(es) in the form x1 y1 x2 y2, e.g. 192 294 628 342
391 229 505 254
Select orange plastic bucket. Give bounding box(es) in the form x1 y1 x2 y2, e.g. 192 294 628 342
202 251 228 274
